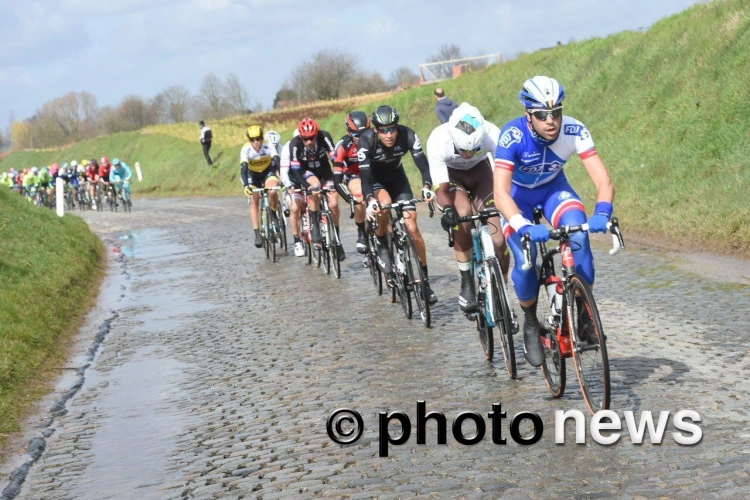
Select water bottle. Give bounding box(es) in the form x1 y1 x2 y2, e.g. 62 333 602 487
546 276 563 315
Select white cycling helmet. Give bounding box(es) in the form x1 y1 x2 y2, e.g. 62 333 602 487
448 102 485 152
77 165 86 173
265 130 281 145
519 75 565 109
31 166 39 174
70 160 78 168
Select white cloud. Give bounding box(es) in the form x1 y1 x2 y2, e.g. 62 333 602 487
368 17 395 38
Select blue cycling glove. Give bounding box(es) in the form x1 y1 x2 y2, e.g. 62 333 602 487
518 224 550 242
588 202 613 233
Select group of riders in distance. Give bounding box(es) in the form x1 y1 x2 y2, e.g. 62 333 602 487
1 157 134 212
242 75 626 413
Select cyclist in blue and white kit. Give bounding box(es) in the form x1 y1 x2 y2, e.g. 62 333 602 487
493 76 615 367
110 158 133 198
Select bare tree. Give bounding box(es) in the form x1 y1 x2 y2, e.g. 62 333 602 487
285 50 359 103
162 85 192 123
149 92 170 124
273 86 297 109
426 44 464 80
340 71 389 97
389 66 420 89
198 73 228 119
223 73 257 114
117 95 154 131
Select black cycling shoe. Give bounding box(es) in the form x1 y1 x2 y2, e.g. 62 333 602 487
424 281 438 306
356 233 367 254
336 243 346 261
375 239 392 274
254 230 263 248
523 318 545 367
458 271 477 313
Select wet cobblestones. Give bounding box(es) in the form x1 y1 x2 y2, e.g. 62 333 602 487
2 197 749 498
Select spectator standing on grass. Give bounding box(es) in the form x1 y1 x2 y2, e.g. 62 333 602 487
200 120 214 166
434 87 458 124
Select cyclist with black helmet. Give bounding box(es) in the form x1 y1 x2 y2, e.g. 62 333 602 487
428 102 512 314
333 110 371 254
240 124 281 248
359 104 438 305
288 118 345 260
493 75 615 367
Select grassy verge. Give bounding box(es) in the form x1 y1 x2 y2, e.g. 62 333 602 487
0 188 105 453
1 0 748 256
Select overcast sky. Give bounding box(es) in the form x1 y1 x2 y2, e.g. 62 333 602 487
0 0 706 125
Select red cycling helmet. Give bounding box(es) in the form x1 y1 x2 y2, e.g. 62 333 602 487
297 118 319 139
100 156 110 165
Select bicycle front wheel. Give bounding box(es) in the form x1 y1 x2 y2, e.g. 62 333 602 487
537 269 566 398
475 281 494 361
568 274 610 413
367 232 383 295
489 259 515 379
403 235 429 328
391 238 411 319
329 220 341 279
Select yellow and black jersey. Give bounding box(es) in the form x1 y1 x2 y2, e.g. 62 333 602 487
240 142 278 173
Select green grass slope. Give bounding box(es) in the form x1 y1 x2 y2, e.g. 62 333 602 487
0 188 105 450
2 0 748 254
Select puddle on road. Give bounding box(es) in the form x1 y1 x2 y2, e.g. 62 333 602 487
68 347 199 498
117 228 187 261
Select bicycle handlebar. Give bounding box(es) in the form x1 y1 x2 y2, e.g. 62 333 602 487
447 209 501 248
251 186 283 194
520 217 625 271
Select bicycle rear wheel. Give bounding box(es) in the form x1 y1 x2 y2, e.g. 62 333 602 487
537 268 566 397
568 274 609 413
489 259 515 379
403 235 429 327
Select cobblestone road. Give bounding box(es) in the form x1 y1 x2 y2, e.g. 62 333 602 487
2 197 750 499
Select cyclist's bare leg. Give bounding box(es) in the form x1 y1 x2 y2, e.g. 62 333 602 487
374 189 392 238
327 190 340 226
289 197 302 237
265 177 280 212
437 186 473 263
249 191 261 229
348 178 365 223
403 211 427 266
472 195 510 278
306 175 321 211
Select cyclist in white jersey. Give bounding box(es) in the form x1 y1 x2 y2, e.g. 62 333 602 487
428 102 510 314
493 75 615 367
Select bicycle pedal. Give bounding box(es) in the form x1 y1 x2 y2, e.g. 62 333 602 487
363 260 370 268
464 312 478 321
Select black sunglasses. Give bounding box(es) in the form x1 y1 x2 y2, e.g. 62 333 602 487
529 107 563 120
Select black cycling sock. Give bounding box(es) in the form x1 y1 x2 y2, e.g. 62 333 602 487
335 226 340 237
422 265 429 279
294 235 301 244
356 222 365 232
521 302 538 321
